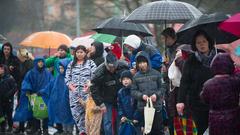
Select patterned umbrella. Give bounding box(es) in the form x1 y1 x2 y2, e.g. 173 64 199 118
124 0 202 24
177 13 238 44
92 16 152 37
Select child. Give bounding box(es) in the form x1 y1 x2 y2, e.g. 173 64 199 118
39 58 75 134
13 57 52 134
117 70 140 135
65 45 96 135
0 64 17 133
131 51 165 135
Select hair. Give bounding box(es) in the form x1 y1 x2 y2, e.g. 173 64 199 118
58 44 69 53
1 42 13 56
71 45 88 69
0 64 9 75
161 27 176 39
91 41 104 58
191 30 214 51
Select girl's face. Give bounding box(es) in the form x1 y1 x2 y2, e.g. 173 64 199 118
3 46 11 56
59 66 64 74
76 49 86 61
58 49 67 58
122 77 132 87
37 60 44 68
195 35 210 55
0 67 4 75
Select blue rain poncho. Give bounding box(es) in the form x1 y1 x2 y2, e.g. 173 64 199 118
13 57 53 122
40 58 75 125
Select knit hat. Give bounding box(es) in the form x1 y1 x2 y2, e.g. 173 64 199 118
105 52 118 69
123 35 141 49
120 70 133 81
211 53 234 75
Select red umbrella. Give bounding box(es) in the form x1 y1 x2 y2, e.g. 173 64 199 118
219 13 240 37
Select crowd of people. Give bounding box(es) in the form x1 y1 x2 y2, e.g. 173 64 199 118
0 28 240 135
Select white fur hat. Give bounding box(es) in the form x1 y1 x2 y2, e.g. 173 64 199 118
123 35 141 49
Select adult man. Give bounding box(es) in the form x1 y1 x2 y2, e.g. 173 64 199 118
90 53 128 135
123 34 162 72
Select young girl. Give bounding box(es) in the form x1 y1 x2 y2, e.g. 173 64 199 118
65 45 96 135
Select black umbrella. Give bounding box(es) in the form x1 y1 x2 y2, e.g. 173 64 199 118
124 0 202 24
92 16 152 37
177 13 239 44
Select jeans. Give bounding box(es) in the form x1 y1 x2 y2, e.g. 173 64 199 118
103 103 118 135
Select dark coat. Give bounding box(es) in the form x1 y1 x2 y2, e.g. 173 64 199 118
0 73 17 101
201 53 240 135
177 54 213 110
117 87 139 120
90 60 129 106
131 51 165 111
0 43 20 85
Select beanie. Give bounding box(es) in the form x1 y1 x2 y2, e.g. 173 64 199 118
123 35 141 49
120 70 133 81
105 52 118 68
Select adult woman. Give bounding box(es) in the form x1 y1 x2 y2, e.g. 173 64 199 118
65 45 96 135
201 53 240 135
176 30 218 135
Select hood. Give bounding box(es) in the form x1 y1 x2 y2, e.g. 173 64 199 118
135 51 151 71
57 58 71 75
33 57 46 70
210 53 234 75
0 64 9 77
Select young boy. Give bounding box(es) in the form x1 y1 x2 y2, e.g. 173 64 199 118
117 70 140 135
131 51 165 135
0 64 17 133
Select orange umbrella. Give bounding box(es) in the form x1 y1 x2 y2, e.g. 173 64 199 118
20 31 72 49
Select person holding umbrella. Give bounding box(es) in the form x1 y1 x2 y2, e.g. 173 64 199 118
176 30 222 135
123 34 162 73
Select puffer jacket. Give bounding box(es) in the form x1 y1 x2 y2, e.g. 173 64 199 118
131 51 165 111
90 60 129 106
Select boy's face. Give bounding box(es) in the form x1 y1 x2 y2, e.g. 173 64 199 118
122 77 132 87
58 49 67 58
59 65 64 74
0 67 4 75
138 61 148 72
37 60 44 68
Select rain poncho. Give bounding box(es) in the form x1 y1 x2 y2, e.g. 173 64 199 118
39 58 75 125
13 57 52 122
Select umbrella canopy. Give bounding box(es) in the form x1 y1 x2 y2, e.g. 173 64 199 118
177 13 238 44
124 0 202 24
71 34 111 49
92 16 152 37
20 31 72 49
91 33 117 44
219 13 240 37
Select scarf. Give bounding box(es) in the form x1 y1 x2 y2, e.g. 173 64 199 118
195 49 216 67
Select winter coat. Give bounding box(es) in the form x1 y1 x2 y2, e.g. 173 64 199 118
19 59 33 89
0 72 17 100
39 58 75 125
131 51 165 111
117 87 139 120
90 60 129 106
130 42 162 71
201 53 240 135
0 43 20 85
177 53 213 110
13 57 53 122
